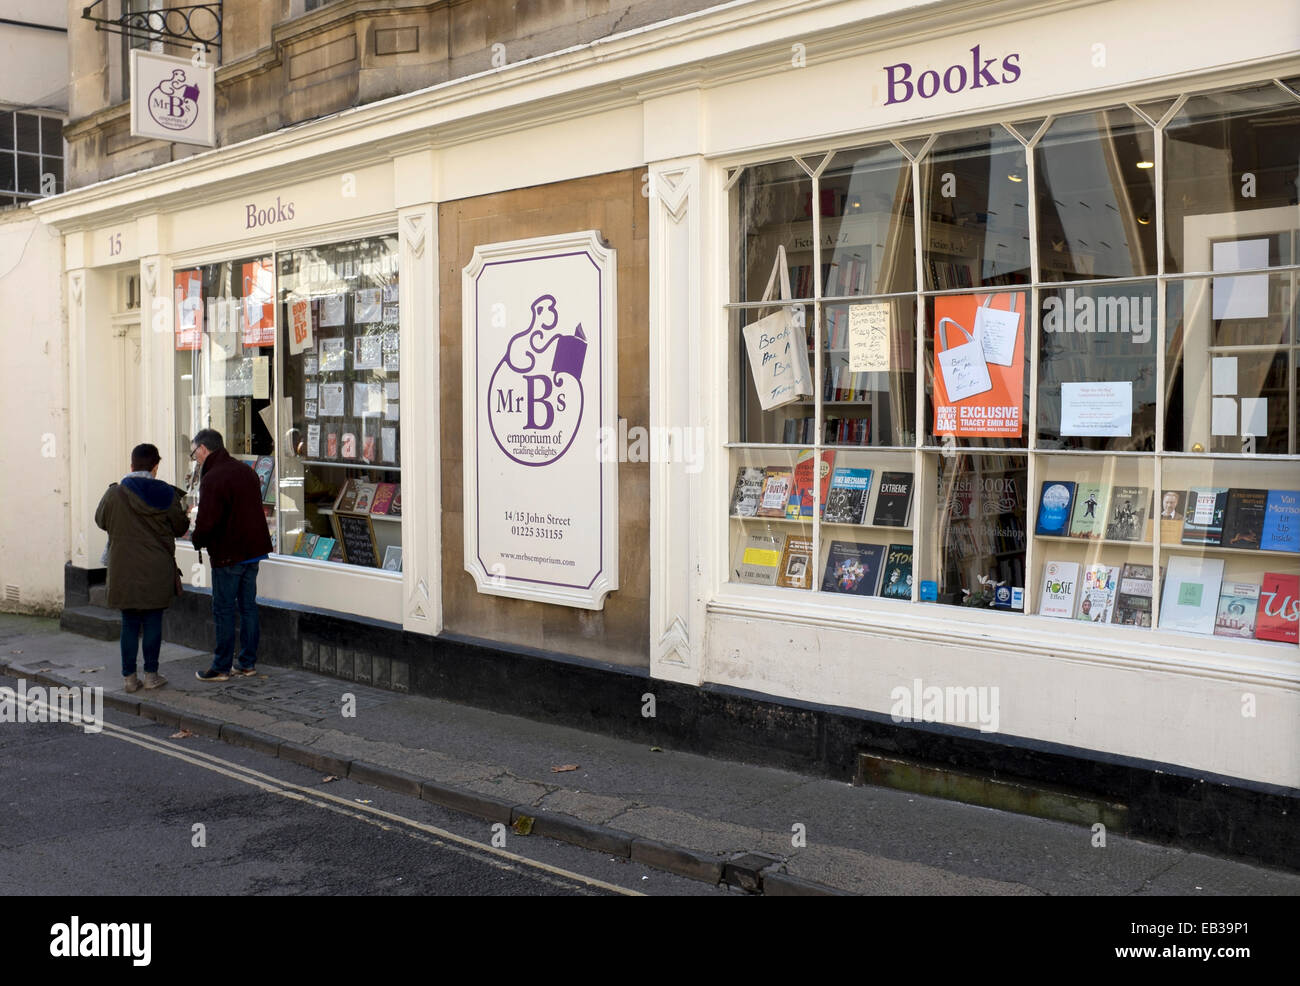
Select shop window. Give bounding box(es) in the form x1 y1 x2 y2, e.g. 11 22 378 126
1164 83 1300 274
174 255 279 550
173 235 401 572
277 236 401 571
1034 107 1157 280
723 79 1298 649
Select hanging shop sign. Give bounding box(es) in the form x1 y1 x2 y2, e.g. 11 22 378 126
462 230 619 609
129 50 216 147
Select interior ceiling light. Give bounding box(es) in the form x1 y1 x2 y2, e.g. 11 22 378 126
1007 171 1024 182
1136 160 1155 169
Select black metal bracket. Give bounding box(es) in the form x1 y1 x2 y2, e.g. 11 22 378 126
81 1 222 50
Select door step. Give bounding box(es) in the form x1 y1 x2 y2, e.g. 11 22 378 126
59 605 119 642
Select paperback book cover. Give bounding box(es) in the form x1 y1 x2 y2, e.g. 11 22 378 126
1260 490 1299 553
1213 582 1260 639
775 535 813 590
389 487 402 517
1038 560 1080 619
1034 481 1076 536
872 472 916 527
293 533 320 558
822 468 872 525
1181 487 1229 546
820 541 885 595
734 532 786 585
756 468 793 519
1221 488 1267 550
1104 486 1150 542
729 466 766 517
333 480 358 512
310 537 336 560
371 483 397 515
1256 572 1299 643
1157 490 1187 546
1076 564 1119 623
1068 484 1109 539
352 482 379 514
1159 555 1225 635
1111 563 1155 627
787 449 837 519
253 455 275 503
879 543 913 600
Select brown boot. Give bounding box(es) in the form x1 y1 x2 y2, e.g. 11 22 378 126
143 671 167 690
123 674 142 693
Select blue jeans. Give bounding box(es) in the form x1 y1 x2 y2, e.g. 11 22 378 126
211 562 260 673
120 608 163 677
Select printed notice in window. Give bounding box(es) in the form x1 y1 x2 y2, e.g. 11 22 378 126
1060 381 1132 436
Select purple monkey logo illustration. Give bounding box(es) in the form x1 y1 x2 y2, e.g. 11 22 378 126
487 293 587 466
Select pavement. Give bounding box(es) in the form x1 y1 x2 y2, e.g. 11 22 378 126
2 611 1298 896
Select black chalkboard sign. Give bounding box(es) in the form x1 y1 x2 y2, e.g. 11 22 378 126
333 512 378 568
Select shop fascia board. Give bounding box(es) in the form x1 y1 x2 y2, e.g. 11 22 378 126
708 592 1300 693
33 0 1091 229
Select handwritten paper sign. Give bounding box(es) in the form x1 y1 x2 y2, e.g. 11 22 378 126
289 297 313 354
848 303 890 373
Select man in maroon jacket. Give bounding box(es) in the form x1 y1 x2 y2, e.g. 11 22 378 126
190 429 274 681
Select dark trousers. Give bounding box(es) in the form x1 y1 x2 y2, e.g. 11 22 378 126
211 561 260 672
120 608 164 677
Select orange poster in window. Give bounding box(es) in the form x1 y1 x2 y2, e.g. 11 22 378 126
174 270 202 351
933 291 1025 438
241 258 275 347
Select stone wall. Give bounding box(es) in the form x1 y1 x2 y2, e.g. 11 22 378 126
63 0 722 188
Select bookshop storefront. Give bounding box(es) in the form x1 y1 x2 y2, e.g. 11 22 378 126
663 0 1300 793
34 0 1300 796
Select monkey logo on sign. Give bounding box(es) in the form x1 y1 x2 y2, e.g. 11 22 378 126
147 69 201 133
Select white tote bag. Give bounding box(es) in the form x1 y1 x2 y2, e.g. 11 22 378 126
973 293 1021 367
936 314 993 403
743 245 814 411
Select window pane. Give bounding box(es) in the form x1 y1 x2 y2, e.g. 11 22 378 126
174 258 278 549
1031 453 1157 625
1165 84 1300 273
1164 275 1296 454
14 114 39 154
1035 107 1157 280
40 117 62 156
16 154 40 195
1037 281 1158 451
921 126 1030 289
0 112 12 151
821 297 915 446
732 159 814 303
925 452 1027 608
278 236 401 570
924 290 1030 448
0 152 14 192
822 142 916 295
41 156 62 193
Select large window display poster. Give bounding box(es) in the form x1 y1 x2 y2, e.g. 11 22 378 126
241 258 275 348
462 230 619 609
933 292 1025 438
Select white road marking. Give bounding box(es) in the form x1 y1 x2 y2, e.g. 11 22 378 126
21 696 643 896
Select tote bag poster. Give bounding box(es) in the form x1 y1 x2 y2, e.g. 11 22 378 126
462 230 619 610
174 270 202 351
933 292 1026 438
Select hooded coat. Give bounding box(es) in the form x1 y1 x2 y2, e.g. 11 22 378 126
94 475 190 611
190 447 274 567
